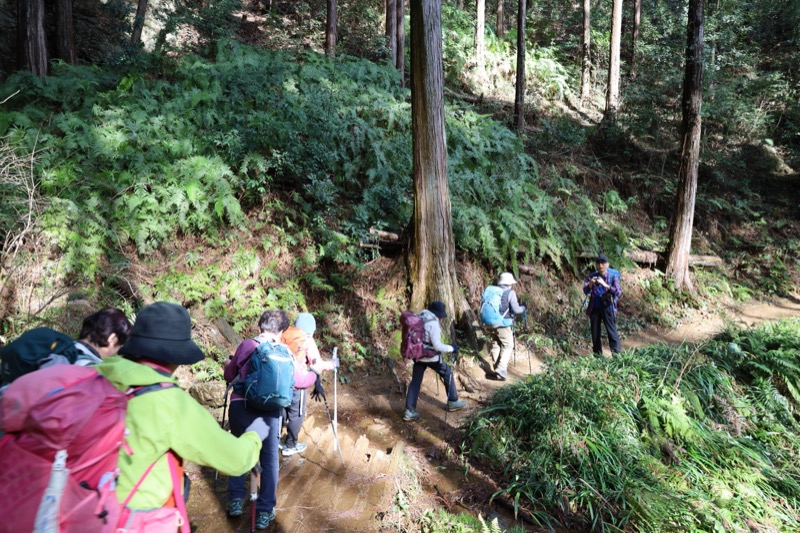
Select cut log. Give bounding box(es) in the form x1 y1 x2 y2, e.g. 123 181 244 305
368 227 400 241
688 255 723 268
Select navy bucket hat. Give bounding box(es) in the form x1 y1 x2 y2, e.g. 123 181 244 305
119 302 205 365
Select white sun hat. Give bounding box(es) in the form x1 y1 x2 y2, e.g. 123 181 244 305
498 272 517 285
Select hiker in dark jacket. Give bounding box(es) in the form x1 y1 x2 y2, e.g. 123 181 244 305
224 310 291 529
583 254 623 355
73 307 133 366
489 272 526 380
403 301 467 422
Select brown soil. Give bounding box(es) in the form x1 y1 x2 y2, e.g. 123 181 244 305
186 293 800 532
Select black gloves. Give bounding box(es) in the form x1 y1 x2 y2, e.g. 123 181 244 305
451 344 459 355
310 372 327 402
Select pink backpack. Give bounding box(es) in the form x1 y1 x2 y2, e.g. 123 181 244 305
399 311 436 362
0 365 189 533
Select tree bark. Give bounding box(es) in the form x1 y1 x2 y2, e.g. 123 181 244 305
386 0 397 65
496 0 504 39
513 0 526 131
604 0 623 120
579 0 591 107
17 0 48 77
665 0 704 291
630 0 642 77
474 0 486 73
131 0 148 46
396 0 406 84
325 0 338 57
408 0 467 326
55 0 76 64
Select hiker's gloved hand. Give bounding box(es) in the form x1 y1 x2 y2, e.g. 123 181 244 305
451 344 459 355
311 373 327 402
245 417 270 441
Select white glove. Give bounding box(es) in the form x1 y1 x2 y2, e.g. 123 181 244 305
245 417 269 441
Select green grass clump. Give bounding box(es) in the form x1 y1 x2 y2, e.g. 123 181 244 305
467 319 800 532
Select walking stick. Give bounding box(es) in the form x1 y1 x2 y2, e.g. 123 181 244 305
524 309 532 375
321 394 346 468
249 464 261 533
332 347 339 452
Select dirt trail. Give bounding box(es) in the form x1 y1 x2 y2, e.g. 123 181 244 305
186 296 800 532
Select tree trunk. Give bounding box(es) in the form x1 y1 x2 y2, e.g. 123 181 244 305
325 0 337 57
17 0 48 77
604 0 622 120
496 0 504 39
55 0 76 64
408 0 467 326
513 0 526 131
396 0 405 84
665 0 704 291
386 0 397 65
131 0 148 46
579 0 591 107
474 0 486 73
630 0 641 77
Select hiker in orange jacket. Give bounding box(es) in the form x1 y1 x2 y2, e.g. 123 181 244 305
280 313 335 456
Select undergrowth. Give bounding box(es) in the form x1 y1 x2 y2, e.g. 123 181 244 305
467 319 800 532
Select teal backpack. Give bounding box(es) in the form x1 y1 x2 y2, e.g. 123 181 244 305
479 286 512 328
0 328 83 386
235 340 295 411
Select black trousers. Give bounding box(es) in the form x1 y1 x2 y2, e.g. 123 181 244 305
590 306 621 354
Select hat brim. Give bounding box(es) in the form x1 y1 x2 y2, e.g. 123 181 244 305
119 336 205 365
431 310 447 319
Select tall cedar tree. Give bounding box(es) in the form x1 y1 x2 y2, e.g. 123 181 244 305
604 0 622 120
496 0 504 40
325 0 337 57
408 0 468 325
579 0 591 106
630 0 642 77
513 0 526 130
18 0 48 77
666 0 704 290
396 0 405 83
131 0 148 45
386 0 397 65
55 0 76 64
475 0 486 73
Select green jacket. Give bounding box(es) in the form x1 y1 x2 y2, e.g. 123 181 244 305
97 356 262 509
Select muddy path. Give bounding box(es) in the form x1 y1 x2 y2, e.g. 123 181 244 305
186 295 800 532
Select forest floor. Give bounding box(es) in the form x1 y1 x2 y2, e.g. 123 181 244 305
185 292 800 532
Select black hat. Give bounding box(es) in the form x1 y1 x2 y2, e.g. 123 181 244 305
596 254 610 264
428 301 447 319
119 302 205 365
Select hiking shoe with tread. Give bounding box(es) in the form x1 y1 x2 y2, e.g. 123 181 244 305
281 442 307 457
495 370 508 381
447 400 467 412
256 510 276 529
403 409 420 421
227 497 244 517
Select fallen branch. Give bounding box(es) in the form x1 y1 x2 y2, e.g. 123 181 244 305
368 227 400 241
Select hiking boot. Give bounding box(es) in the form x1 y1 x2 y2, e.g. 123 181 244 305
403 409 420 421
255 510 276 529
495 369 508 381
446 400 467 412
227 498 244 517
281 442 307 457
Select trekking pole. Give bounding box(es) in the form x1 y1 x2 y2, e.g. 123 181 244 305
332 347 339 452
523 309 532 375
249 464 261 533
321 394 346 468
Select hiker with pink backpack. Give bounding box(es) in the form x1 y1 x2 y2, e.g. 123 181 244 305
401 301 467 422
0 302 266 532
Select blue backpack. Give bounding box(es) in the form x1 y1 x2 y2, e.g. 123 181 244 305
235 340 295 411
479 286 512 328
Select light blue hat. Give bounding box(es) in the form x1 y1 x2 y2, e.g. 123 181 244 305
295 313 316 335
